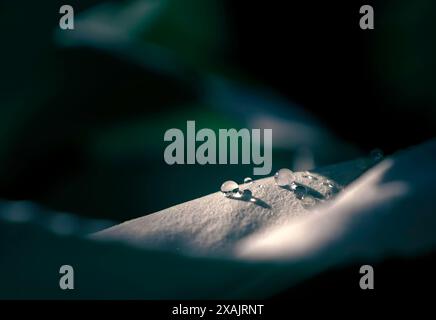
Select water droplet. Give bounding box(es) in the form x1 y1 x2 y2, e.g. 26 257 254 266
274 168 294 186
322 180 335 188
303 171 318 180
322 180 341 199
294 185 307 200
244 177 253 185
220 180 240 197
370 148 384 162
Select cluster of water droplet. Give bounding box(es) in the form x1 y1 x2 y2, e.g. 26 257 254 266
220 166 348 209
220 176 255 199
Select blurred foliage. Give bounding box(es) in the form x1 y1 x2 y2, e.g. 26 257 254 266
376 0 436 102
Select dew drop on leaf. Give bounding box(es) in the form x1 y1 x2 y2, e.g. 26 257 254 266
274 168 294 186
244 177 253 185
220 180 241 197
